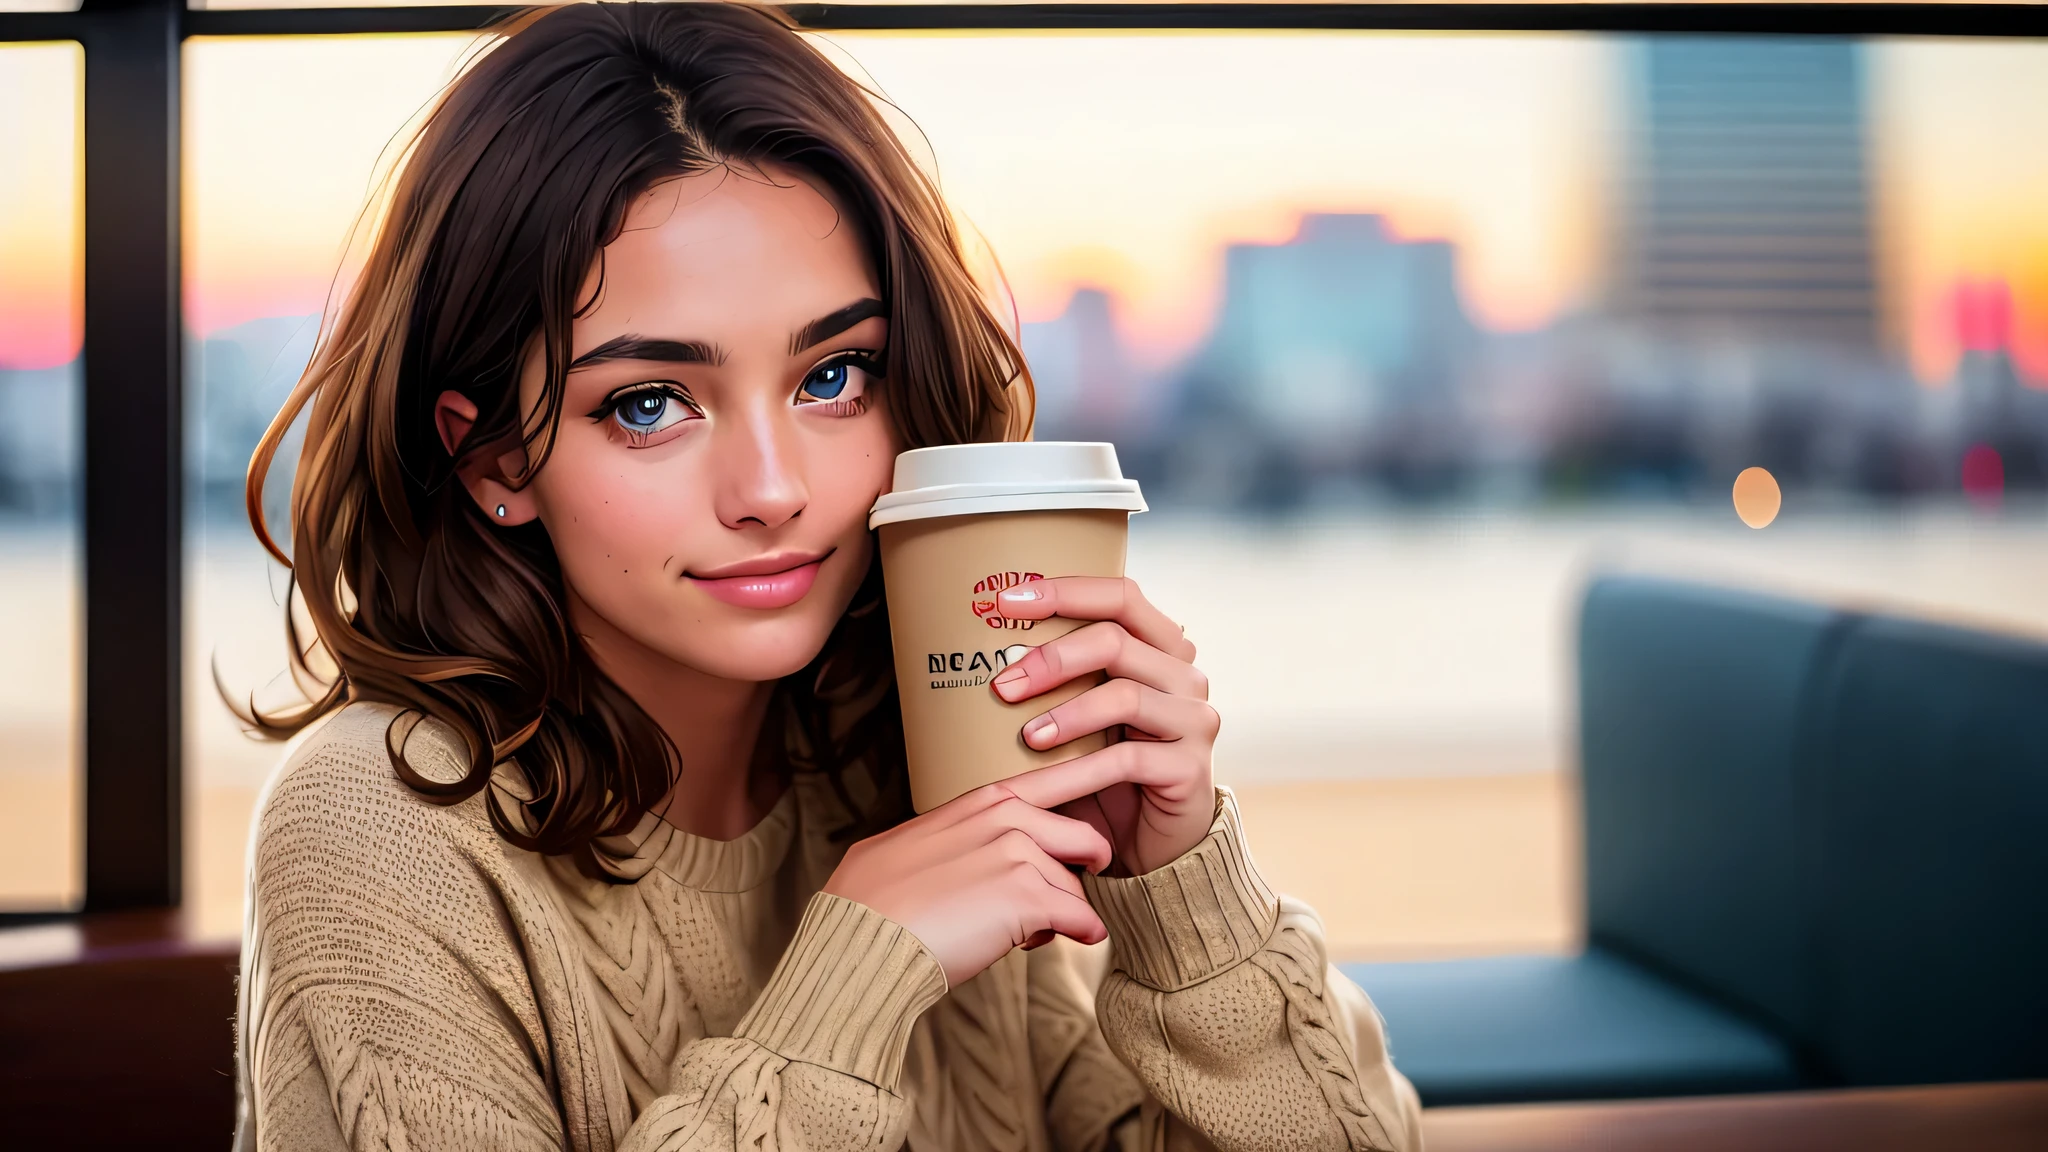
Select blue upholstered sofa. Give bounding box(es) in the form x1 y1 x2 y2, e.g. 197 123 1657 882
1339 574 2048 1105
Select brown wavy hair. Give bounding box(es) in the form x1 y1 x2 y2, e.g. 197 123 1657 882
241 2 1032 857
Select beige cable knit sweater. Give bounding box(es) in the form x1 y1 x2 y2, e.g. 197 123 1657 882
235 702 1422 1151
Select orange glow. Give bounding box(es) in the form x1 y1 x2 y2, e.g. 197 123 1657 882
1733 467 1782 529
0 42 82 371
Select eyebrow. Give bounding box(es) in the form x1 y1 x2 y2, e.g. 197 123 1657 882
569 336 725 370
790 298 887 356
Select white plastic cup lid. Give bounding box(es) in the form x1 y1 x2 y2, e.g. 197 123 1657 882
868 442 1147 528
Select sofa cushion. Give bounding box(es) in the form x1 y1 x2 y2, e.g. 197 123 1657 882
1808 614 2048 1085
1340 949 1803 1106
1578 575 1845 1046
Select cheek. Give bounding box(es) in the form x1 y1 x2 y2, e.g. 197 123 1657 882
532 437 707 586
809 418 900 537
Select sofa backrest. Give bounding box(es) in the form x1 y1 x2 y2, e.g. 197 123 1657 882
1806 613 2048 1085
1578 574 1844 1050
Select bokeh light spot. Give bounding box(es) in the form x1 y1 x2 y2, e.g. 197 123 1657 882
1732 467 1782 529
1961 443 2005 509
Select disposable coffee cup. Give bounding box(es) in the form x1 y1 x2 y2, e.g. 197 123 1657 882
870 442 1147 813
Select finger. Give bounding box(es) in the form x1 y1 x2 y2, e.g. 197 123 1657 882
1034 886 1109 947
991 620 1207 704
995 576 1194 662
1020 678 1221 750
965 796 1113 875
1011 867 1108 947
922 785 1114 875
1055 795 1117 855
856 781 1063 873
1058 786 1140 877
1000 740 1211 813
970 831 1107 946
987 826 1092 905
921 773 1058 828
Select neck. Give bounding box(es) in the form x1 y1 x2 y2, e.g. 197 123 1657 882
567 592 783 841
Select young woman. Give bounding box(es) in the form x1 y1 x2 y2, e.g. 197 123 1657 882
234 5 1420 1150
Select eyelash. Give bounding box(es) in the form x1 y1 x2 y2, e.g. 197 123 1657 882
586 382 700 447
808 398 866 418
796 350 882 417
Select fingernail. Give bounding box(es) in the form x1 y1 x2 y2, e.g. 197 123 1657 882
1022 714 1057 746
999 587 1042 604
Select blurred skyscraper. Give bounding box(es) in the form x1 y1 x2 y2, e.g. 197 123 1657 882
1020 287 1138 441
0 364 78 516
1189 214 1473 428
1615 39 1879 351
1145 213 1478 505
187 315 318 511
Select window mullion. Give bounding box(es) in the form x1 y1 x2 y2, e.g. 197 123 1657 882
80 0 182 912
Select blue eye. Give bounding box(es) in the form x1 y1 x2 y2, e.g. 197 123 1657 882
604 386 695 437
796 354 879 409
801 362 849 400
622 393 668 426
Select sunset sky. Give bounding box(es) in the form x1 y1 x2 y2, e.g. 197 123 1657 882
0 41 80 372
3 30 2046 382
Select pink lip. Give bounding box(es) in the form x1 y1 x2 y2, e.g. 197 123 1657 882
686 550 830 610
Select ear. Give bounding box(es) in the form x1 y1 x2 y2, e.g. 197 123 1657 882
434 389 538 526
434 389 477 456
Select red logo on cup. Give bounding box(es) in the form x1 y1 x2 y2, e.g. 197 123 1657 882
972 572 1042 630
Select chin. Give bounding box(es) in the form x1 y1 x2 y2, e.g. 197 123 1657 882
668 612 841 684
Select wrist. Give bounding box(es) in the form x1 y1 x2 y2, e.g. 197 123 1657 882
1082 788 1279 991
734 891 948 1089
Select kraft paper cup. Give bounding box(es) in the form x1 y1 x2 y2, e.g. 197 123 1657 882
869 443 1147 813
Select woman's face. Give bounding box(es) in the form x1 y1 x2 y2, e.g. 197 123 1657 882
500 165 899 684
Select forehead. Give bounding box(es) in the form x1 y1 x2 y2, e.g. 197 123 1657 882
580 166 876 347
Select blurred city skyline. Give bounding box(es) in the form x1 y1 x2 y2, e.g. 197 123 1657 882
6 32 2048 514
1014 39 2048 507
3 33 2048 383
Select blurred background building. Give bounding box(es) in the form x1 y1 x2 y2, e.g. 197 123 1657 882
1617 39 1879 349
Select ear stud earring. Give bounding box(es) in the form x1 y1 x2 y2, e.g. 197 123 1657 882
495 505 507 518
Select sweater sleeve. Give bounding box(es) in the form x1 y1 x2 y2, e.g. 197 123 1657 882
618 893 947 1152
1076 789 1424 1152
239 714 947 1152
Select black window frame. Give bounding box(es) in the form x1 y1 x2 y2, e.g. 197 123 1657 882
0 0 2042 922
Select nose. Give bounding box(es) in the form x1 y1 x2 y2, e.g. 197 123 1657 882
710 396 807 531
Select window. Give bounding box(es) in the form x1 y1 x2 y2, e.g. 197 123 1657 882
182 31 479 937
0 40 83 913
178 26 2048 959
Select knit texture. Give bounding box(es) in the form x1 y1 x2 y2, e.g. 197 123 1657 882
236 702 1422 1152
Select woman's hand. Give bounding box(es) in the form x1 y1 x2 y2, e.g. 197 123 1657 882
821 782 1114 988
987 576 1218 878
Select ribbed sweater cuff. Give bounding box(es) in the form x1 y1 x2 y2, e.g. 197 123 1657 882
734 892 948 1091
1081 787 1280 992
